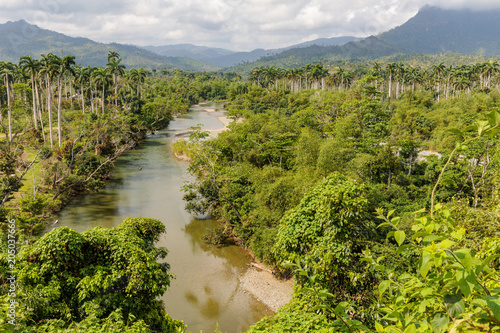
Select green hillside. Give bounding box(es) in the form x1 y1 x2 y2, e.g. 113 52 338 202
0 20 217 70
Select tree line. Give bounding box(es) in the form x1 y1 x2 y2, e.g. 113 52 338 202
249 60 500 99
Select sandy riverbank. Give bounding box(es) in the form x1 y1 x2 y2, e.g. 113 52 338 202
239 263 293 312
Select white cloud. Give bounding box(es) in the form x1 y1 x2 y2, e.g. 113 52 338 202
0 0 499 51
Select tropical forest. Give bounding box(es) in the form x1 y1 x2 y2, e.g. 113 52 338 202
1 5 500 333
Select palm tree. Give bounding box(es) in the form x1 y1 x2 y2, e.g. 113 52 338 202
483 61 499 88
302 64 313 90
386 63 398 98
454 76 471 95
0 62 15 142
107 50 120 63
250 67 265 87
431 62 446 101
19 56 41 131
56 55 76 147
371 61 383 89
92 67 111 114
106 58 126 109
311 64 328 90
394 62 405 98
39 53 59 148
75 66 89 113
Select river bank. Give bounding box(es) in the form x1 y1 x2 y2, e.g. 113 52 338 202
239 263 293 312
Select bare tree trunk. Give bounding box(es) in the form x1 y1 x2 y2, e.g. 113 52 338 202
47 78 54 148
5 76 12 142
58 77 63 147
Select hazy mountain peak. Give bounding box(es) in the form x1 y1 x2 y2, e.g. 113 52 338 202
379 5 500 55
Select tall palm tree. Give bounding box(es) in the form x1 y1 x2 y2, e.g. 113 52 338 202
0 62 15 142
39 53 59 148
19 56 41 131
92 67 111 114
431 62 446 101
56 55 75 147
75 66 89 113
386 63 398 98
483 61 499 88
106 58 126 109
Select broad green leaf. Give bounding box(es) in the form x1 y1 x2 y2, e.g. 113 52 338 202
444 294 465 319
488 110 500 126
456 270 475 298
404 324 417 333
378 280 390 296
375 322 385 333
485 128 500 139
477 120 490 137
451 228 465 241
396 244 413 255
431 313 450 333
421 287 434 296
420 252 432 278
438 239 456 249
448 319 466 333
394 230 405 246
423 234 443 244
454 249 474 270
464 124 478 132
334 301 350 313
446 128 464 137
485 296 500 321
391 216 400 226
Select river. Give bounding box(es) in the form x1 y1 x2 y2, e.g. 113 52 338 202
49 103 272 332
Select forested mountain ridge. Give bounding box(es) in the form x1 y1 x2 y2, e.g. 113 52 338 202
380 5 500 55
230 6 500 70
143 36 361 67
229 36 404 72
0 20 216 70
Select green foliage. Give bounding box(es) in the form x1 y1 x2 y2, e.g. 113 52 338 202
371 205 500 332
273 173 371 275
5 218 184 332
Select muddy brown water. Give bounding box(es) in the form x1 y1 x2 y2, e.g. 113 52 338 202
50 103 272 332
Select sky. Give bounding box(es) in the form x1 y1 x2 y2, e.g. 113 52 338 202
1 0 500 51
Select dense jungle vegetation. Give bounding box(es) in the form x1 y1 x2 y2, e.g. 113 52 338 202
182 61 500 332
0 52 499 332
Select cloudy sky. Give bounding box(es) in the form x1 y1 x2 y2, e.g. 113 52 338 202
1 0 499 51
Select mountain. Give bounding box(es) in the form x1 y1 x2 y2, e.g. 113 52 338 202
143 44 235 60
228 36 403 72
379 6 500 55
142 36 360 67
229 6 500 71
0 20 217 70
289 36 361 49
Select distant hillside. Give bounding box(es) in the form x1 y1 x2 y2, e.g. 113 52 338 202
143 44 235 60
229 6 500 72
228 36 403 72
0 20 217 70
142 36 360 68
379 6 500 55
289 36 361 49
